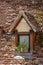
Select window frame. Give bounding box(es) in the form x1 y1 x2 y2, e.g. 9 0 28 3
18 32 30 52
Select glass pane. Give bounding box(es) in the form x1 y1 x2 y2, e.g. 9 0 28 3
19 35 29 52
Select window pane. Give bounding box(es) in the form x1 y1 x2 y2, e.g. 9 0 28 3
19 35 29 52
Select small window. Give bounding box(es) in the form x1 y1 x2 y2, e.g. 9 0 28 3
18 35 30 52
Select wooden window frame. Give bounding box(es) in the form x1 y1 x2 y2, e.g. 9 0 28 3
18 32 30 52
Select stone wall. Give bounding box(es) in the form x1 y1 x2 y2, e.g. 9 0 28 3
0 33 15 64
0 0 43 31
0 0 43 64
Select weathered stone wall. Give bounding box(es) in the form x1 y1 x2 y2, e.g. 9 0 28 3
0 0 43 31
0 34 15 64
0 0 43 64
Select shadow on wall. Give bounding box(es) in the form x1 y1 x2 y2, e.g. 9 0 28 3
0 26 5 36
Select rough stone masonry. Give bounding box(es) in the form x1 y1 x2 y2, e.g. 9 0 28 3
0 0 43 65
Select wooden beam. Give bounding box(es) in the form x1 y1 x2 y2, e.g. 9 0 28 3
30 33 36 51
